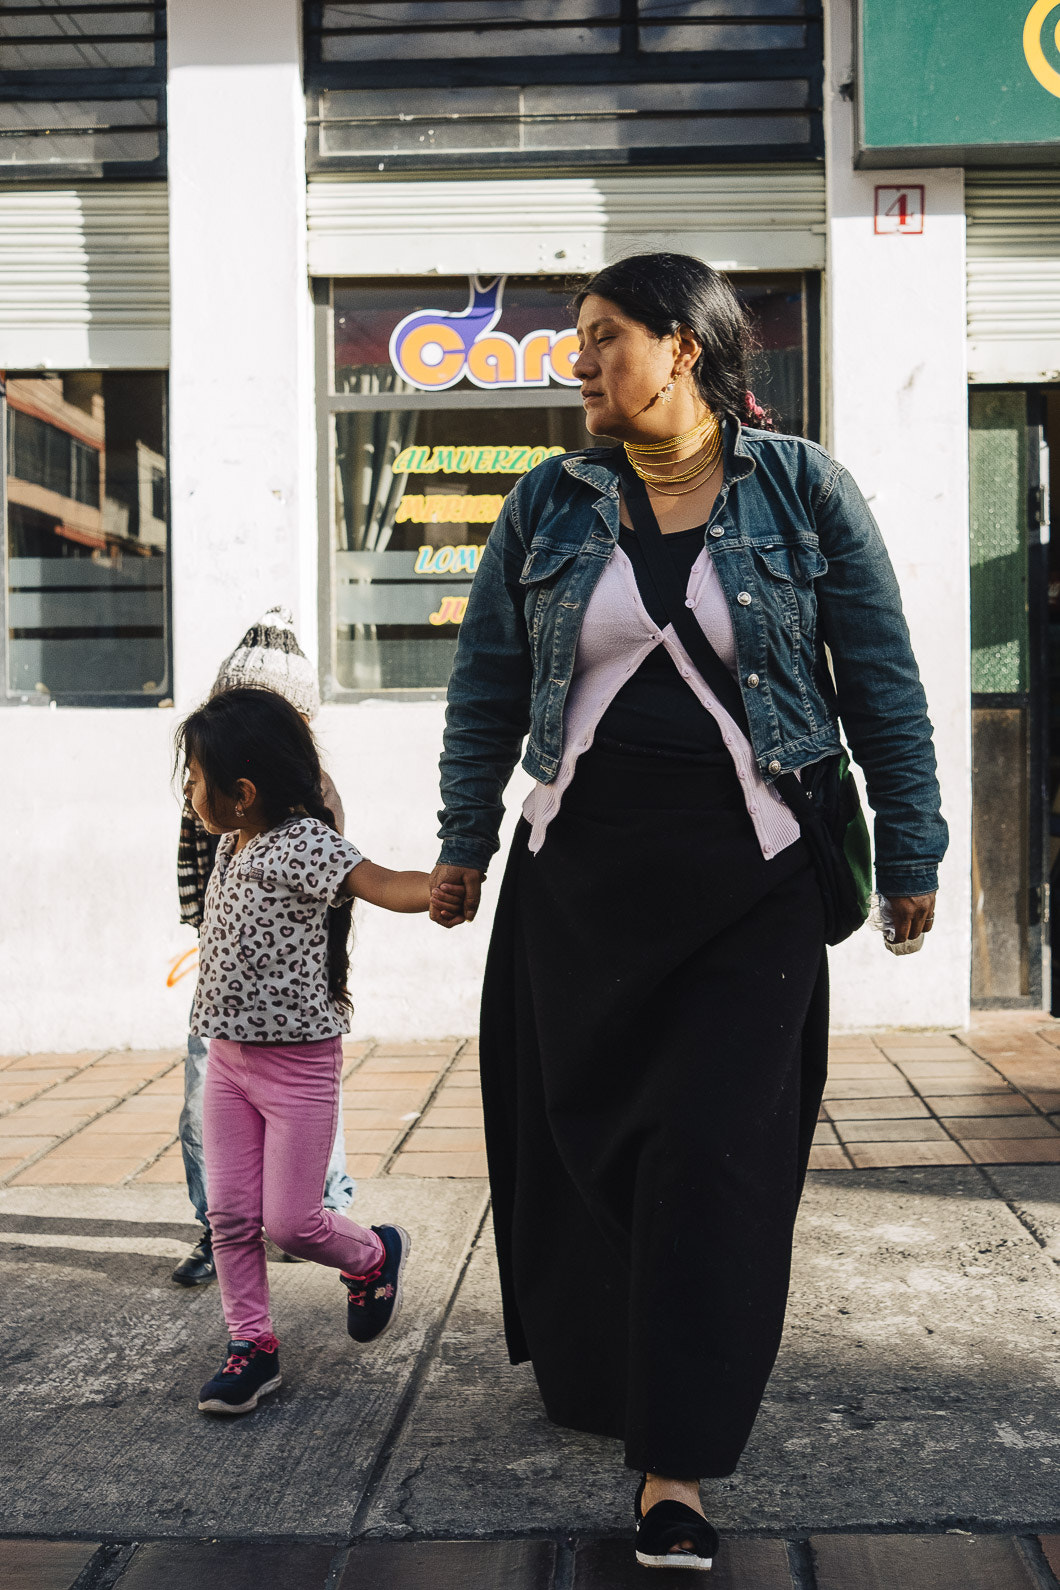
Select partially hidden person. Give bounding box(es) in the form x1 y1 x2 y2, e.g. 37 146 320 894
172 606 354 1288
176 685 461 1414
430 254 947 1569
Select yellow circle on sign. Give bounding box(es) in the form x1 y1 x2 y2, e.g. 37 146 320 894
1024 0 1060 97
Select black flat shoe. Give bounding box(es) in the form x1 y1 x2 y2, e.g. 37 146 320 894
634 1476 718 1571
171 1228 215 1287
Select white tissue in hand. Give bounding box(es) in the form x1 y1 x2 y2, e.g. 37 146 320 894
869 894 924 956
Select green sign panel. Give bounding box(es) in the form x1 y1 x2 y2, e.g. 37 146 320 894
859 0 1060 165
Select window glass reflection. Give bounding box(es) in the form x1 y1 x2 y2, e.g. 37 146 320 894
4 371 169 700
327 272 812 694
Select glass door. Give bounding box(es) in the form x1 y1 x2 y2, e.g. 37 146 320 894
969 388 1050 1006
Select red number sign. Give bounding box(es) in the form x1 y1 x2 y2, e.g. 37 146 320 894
874 185 925 235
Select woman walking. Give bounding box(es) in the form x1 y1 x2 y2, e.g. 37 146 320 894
431 254 946 1568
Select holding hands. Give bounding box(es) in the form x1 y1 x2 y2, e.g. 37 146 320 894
429 865 484 928
338 859 469 926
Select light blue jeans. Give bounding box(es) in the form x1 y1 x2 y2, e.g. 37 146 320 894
179 1029 355 1228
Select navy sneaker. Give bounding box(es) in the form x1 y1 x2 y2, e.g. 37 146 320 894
341 1224 410 1344
197 1340 281 1415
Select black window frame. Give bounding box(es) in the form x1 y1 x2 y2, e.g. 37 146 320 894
0 1 167 182
0 369 174 709
304 1 824 174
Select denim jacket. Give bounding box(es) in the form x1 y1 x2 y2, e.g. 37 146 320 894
437 422 947 898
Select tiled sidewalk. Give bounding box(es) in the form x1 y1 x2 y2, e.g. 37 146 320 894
0 1038 482 1188
3 1532 1060 1590
2 1015 1060 1189
811 1013 1060 1170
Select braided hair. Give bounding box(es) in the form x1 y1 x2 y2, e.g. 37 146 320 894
571 252 777 430
175 686 353 1011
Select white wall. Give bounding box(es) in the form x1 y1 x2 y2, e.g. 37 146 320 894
0 701 523 1054
167 0 317 703
822 0 971 1028
0 710 190 1053
316 704 532 1040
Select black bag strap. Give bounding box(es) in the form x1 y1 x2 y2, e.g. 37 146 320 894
617 461 815 823
619 464 749 728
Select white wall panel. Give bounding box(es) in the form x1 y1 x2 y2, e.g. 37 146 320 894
0 185 169 368
307 168 827 277
824 0 971 1029
967 172 1060 384
167 0 317 706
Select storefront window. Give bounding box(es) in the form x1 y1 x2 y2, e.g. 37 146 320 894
0 3 167 178
2 371 170 703
320 272 816 695
304 1 822 172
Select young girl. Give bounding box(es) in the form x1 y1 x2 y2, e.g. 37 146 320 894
176 685 461 1415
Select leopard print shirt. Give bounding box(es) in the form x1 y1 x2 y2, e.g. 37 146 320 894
191 816 363 1042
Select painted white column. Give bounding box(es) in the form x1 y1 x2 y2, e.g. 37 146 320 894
167 0 316 707
824 0 971 1028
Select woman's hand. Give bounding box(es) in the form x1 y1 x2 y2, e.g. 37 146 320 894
885 892 936 943
429 864 484 928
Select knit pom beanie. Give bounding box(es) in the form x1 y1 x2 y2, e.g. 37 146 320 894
211 605 320 720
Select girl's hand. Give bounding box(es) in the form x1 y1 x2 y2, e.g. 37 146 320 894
885 892 936 943
429 865 484 928
431 881 466 926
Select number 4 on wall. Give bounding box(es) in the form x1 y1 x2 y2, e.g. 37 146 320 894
874 185 925 235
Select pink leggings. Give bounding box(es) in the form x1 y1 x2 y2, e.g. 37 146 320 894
203 1036 384 1343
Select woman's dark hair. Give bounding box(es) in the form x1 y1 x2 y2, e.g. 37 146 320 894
571 252 774 429
175 687 353 1012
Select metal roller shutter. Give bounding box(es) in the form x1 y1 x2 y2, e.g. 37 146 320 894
967 171 1060 385
307 167 826 277
0 185 169 369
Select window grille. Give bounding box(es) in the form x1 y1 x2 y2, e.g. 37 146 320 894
0 2 166 179
304 1 822 173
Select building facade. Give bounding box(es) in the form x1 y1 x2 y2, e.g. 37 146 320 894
1 0 1055 1050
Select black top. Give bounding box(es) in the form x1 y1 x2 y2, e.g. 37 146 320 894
595 524 727 760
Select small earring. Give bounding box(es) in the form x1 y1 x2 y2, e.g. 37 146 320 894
660 380 675 402
235 804 245 818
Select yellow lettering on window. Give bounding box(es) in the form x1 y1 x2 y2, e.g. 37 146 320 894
428 596 469 626
398 446 564 476
398 495 504 527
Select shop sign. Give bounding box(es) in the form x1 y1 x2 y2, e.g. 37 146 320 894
390 276 580 391
858 0 1060 166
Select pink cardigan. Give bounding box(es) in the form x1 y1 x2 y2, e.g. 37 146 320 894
521 541 802 860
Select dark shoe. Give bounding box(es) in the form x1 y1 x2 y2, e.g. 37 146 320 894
341 1224 410 1344
197 1340 281 1415
634 1476 718 1571
172 1229 215 1287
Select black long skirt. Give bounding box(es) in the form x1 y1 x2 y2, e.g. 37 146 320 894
479 742 829 1479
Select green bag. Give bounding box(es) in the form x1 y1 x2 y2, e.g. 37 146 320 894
776 750 872 945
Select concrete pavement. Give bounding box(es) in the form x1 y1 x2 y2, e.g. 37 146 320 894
1 1019 1060 1586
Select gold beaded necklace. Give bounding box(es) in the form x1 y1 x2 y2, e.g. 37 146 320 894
624 411 722 497
625 414 713 457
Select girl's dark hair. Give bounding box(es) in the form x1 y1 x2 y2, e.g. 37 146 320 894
175 687 353 1012
571 252 775 429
